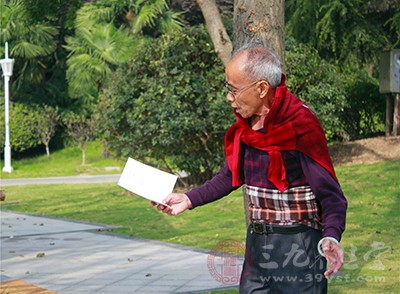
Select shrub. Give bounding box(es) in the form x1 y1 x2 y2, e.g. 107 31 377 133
96 25 232 183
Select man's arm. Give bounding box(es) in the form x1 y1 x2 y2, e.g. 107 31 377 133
185 163 237 208
299 153 347 241
299 153 347 277
156 163 236 215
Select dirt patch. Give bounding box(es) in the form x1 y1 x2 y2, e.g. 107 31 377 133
329 136 400 166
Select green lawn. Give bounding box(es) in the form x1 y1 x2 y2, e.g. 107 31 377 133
0 141 125 179
1 147 399 293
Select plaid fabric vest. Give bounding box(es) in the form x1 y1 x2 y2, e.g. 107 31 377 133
246 184 322 230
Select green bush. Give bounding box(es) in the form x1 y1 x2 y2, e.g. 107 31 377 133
339 67 385 139
285 37 346 141
0 102 40 152
97 25 232 183
285 37 385 141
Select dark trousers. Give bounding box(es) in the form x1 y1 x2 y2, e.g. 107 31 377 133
239 226 327 294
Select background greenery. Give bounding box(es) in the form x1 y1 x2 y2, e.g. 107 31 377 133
1 1 398 293
1 145 399 293
96 26 231 180
1 0 398 184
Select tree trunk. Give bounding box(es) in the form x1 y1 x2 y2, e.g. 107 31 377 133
45 144 50 158
82 149 86 166
196 0 286 226
196 0 233 65
233 0 285 227
233 0 285 70
102 140 110 158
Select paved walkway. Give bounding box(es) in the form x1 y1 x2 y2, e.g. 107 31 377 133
1 174 121 186
1 210 242 293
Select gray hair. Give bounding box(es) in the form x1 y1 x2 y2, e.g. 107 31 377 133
232 43 282 88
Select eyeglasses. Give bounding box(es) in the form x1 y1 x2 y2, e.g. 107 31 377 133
224 80 260 99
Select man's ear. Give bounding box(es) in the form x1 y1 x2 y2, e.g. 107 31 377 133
259 81 270 98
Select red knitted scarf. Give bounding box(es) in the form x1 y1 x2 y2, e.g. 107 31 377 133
224 75 337 192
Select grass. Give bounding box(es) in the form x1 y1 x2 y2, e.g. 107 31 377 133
1 143 399 293
0 141 125 179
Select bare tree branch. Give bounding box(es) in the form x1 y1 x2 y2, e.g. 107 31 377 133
196 0 233 65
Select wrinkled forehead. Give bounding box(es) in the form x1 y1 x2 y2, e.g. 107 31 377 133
226 51 248 77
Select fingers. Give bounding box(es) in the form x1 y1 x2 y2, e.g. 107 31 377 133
324 259 341 278
150 201 174 215
157 203 172 213
156 202 178 216
323 243 344 278
324 268 334 278
151 193 192 216
324 255 337 278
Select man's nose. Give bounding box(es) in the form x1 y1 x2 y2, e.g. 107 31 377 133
226 93 234 102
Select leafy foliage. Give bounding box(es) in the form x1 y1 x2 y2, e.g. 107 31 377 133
64 23 136 102
339 68 385 139
285 0 395 140
129 0 183 35
96 25 232 182
0 0 58 95
286 0 398 68
64 0 183 108
0 102 40 152
1 0 395 167
0 0 58 59
286 36 385 141
386 8 400 47
285 37 346 141
0 0 82 107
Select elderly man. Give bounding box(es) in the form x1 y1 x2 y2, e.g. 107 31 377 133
155 44 347 293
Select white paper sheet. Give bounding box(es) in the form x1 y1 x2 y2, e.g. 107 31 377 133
118 158 177 207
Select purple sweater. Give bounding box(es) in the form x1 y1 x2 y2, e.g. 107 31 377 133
186 144 347 242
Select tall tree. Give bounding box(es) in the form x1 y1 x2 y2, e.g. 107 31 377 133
63 113 95 166
35 105 60 157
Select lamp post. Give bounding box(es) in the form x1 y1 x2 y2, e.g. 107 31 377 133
1 42 14 173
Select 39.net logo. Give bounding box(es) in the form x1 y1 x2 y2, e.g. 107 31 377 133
207 240 245 285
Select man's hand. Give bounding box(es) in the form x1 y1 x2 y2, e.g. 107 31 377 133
322 238 344 278
151 193 193 216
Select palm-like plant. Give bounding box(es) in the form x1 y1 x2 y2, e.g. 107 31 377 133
72 0 183 36
0 0 58 87
64 0 183 103
64 24 137 102
129 0 183 35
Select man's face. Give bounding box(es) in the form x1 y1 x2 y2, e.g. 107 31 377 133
225 53 264 119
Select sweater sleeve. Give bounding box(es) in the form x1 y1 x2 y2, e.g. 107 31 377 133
299 153 347 241
186 163 237 208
